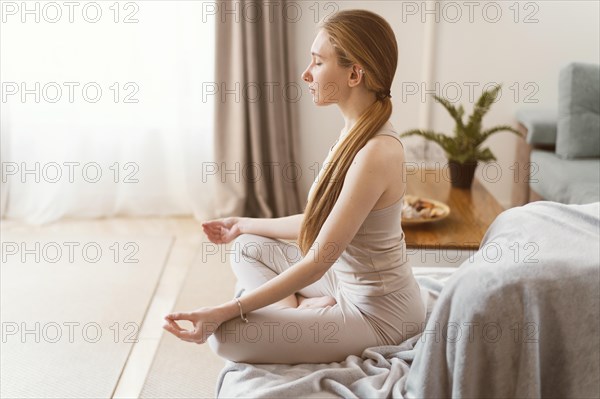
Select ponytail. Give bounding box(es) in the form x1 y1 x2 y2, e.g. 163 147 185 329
299 96 393 255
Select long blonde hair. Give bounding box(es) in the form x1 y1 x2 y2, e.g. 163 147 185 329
298 10 398 256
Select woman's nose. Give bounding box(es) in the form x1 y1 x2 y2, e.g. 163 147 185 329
302 68 312 83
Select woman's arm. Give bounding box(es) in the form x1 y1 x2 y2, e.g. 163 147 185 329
238 214 304 240
214 137 393 323
201 213 304 247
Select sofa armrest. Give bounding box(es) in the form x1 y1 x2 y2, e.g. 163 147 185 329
516 109 558 146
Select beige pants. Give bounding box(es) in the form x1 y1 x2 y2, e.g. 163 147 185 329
207 233 425 364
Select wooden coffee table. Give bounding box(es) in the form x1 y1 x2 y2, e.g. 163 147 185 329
402 168 505 250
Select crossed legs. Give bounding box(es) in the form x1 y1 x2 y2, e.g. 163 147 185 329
206 233 380 364
227 233 338 309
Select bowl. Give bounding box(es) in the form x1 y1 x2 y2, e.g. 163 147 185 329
401 195 450 225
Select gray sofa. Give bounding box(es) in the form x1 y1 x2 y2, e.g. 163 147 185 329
516 62 600 204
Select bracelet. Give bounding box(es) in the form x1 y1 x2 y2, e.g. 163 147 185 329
234 297 249 323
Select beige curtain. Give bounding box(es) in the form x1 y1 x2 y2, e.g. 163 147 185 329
213 0 302 218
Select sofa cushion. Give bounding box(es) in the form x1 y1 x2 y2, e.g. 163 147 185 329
530 149 600 204
516 108 557 146
556 62 600 159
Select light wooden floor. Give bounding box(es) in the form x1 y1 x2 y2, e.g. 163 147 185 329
1 216 232 398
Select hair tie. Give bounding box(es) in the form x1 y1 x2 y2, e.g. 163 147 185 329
377 89 392 101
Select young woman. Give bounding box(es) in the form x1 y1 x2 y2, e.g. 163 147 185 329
163 9 426 364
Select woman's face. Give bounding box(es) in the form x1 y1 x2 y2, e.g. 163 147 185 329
301 30 351 106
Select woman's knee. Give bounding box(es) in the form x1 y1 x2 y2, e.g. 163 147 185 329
231 233 266 264
232 233 296 268
208 313 284 363
207 318 248 362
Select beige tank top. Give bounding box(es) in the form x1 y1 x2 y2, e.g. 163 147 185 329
307 121 412 297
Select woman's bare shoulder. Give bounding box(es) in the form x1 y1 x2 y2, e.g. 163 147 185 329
364 133 405 160
350 135 404 186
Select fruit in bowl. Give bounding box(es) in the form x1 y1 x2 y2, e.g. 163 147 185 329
402 195 450 224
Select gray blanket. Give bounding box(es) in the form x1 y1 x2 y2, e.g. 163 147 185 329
215 274 449 399
405 201 600 398
215 201 600 399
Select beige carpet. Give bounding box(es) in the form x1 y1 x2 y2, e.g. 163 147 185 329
140 241 236 398
0 233 173 399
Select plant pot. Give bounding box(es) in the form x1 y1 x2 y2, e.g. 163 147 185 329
448 160 478 189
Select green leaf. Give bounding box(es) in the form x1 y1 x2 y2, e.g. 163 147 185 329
400 129 460 158
466 84 503 139
433 95 465 131
478 125 522 145
475 147 497 162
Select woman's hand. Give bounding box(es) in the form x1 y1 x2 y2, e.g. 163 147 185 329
201 217 244 244
162 306 225 344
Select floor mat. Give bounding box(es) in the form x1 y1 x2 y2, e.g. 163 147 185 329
0 233 173 398
139 241 236 398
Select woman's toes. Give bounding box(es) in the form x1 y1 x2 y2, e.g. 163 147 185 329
323 296 337 307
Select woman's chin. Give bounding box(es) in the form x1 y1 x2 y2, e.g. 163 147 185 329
311 96 327 106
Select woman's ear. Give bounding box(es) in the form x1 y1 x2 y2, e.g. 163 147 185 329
348 64 365 87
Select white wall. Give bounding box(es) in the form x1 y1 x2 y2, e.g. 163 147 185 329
292 1 600 208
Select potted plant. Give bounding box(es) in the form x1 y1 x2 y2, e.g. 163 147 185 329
400 83 521 188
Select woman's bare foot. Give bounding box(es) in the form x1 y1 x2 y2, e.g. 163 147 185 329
296 294 337 309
